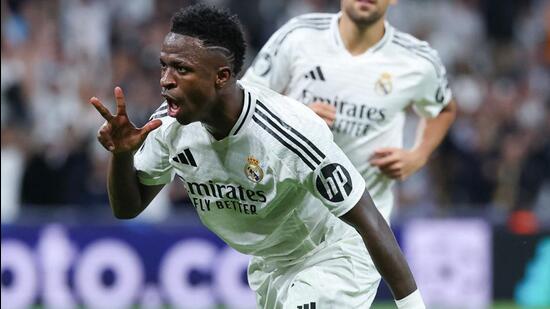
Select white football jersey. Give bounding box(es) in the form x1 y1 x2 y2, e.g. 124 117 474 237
243 13 452 221
134 80 366 263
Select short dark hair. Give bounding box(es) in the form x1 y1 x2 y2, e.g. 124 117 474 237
170 4 246 75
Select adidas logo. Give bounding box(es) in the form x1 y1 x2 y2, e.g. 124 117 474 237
297 302 316 309
172 148 197 167
304 66 325 81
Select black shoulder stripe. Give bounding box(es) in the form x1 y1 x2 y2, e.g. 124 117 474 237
154 102 168 113
150 112 167 120
255 108 321 166
233 91 252 135
391 39 443 77
252 115 316 170
149 102 168 120
256 101 325 159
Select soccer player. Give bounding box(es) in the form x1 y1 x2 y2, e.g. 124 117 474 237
243 0 457 223
91 4 425 308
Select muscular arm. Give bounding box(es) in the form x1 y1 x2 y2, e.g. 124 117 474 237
340 191 417 300
108 152 164 219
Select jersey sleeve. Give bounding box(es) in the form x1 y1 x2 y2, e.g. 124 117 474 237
287 106 366 217
412 50 453 118
242 18 298 93
134 123 175 186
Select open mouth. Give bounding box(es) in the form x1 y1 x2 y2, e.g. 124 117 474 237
163 94 181 117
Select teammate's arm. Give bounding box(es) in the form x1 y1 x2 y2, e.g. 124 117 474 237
370 99 456 180
340 192 424 307
91 87 164 219
413 98 457 161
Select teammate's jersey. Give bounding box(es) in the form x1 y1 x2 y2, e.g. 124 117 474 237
134 80 366 263
243 13 452 221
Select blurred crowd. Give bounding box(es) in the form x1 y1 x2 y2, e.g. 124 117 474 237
1 0 549 228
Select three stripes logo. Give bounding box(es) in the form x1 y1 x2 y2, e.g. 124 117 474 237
315 163 353 202
252 100 326 171
172 148 197 167
149 102 168 120
304 66 325 81
297 302 316 309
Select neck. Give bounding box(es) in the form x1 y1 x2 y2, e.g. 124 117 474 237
203 82 243 140
339 14 386 56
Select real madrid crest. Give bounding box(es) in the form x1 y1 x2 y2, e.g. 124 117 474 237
244 156 264 183
375 72 393 96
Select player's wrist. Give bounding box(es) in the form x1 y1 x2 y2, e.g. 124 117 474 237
395 290 425 309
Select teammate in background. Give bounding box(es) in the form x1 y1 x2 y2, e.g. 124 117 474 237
90 4 425 308
244 0 457 224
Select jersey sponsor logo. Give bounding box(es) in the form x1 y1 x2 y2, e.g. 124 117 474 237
178 177 266 216
315 163 353 202
301 89 387 137
172 148 197 167
244 156 264 183
304 66 325 81
375 72 393 95
297 302 316 309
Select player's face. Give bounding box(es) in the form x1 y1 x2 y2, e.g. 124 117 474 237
341 0 393 26
159 32 223 125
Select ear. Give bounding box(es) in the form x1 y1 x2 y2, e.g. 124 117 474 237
215 66 232 89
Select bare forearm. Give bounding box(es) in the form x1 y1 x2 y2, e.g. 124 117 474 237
414 99 456 159
341 197 417 299
108 152 144 219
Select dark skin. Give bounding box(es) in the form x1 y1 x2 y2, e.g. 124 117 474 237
91 32 418 300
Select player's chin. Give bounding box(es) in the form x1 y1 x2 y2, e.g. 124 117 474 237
173 115 192 125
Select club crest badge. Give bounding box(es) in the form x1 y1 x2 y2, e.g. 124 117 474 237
244 156 264 183
375 72 393 96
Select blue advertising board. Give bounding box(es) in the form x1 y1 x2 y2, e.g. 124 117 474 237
2 223 255 309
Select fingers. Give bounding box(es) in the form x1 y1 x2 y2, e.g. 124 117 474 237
373 147 398 156
114 86 127 115
90 97 114 121
308 102 336 127
140 119 162 136
97 121 115 151
378 163 405 180
370 152 399 167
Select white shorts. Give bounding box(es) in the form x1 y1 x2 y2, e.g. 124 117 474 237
247 232 381 309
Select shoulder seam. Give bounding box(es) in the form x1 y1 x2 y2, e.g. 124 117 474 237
271 20 331 56
390 37 444 78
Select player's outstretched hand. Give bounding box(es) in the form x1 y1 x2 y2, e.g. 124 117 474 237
308 101 336 127
369 147 427 181
90 87 162 153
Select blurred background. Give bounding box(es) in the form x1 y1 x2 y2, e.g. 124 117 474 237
1 0 549 308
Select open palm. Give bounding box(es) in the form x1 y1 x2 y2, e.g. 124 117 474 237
90 87 162 153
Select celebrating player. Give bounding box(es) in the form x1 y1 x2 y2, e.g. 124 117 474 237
244 0 457 224
91 4 425 308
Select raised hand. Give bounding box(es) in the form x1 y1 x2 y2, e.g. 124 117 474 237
90 87 162 153
307 101 336 127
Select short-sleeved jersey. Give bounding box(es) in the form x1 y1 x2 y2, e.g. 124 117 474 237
134 80 366 263
243 13 452 220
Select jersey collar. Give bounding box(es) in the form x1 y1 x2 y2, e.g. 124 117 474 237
229 81 256 137
330 12 394 55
